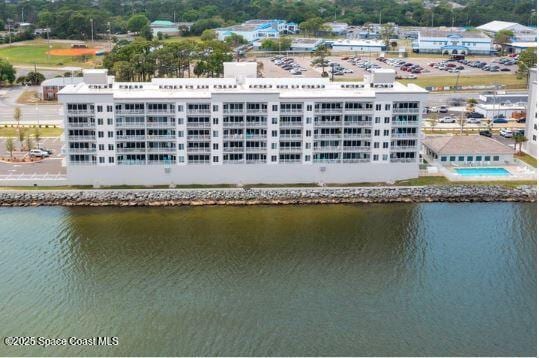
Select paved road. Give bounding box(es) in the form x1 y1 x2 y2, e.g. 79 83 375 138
0 137 64 175
426 90 527 107
0 86 62 125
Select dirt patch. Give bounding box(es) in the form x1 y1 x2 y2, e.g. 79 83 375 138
17 90 57 105
48 48 100 56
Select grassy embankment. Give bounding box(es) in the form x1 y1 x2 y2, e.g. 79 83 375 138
399 74 527 89
0 126 63 137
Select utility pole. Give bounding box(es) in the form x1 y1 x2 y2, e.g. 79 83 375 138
379 11 382 25
90 18 94 45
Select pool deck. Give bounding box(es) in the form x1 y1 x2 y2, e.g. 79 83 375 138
426 160 537 182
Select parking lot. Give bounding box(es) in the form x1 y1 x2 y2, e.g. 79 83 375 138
0 137 65 176
257 54 519 80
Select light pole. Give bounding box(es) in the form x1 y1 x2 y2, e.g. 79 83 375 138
90 18 94 45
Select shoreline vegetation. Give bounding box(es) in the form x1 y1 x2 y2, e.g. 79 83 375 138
0 185 535 207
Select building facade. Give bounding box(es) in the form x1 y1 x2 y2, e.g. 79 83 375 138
41 76 84 101
58 65 427 186
413 29 493 55
328 39 386 53
477 21 537 42
524 68 537 158
216 19 298 42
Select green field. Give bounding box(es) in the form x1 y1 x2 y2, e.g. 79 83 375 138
0 126 63 137
400 74 527 89
0 41 99 67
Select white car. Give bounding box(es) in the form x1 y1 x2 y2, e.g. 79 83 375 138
466 117 481 124
500 128 513 138
29 149 50 158
438 116 456 123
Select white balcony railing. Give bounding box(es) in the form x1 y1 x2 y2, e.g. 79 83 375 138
343 121 373 127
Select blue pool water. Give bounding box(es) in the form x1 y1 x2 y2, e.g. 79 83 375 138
454 167 510 177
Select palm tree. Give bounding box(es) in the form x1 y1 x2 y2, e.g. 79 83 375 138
513 134 528 154
5 137 14 160
13 107 21 140
33 128 41 148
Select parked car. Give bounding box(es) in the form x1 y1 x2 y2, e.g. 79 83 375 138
37 148 53 155
439 116 456 123
500 128 513 138
492 117 508 124
466 118 481 124
479 130 492 137
466 112 484 119
29 149 50 158
439 106 448 113
516 117 526 123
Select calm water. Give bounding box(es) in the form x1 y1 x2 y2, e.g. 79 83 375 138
0 204 536 356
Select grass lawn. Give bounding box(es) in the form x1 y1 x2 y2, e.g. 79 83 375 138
400 74 526 89
515 153 537 167
0 41 99 67
0 126 63 137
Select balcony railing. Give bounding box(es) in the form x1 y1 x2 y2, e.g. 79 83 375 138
223 159 245 164
223 122 245 127
223 108 244 113
315 108 343 113
342 158 370 163
147 122 175 128
314 121 342 127
186 122 211 128
117 147 146 153
147 109 175 114
245 134 267 140
187 108 211 114
116 135 146 140
246 159 267 164
342 146 371 151
314 133 341 139
147 147 176 153
245 121 267 127
279 108 303 113
223 134 244 140
392 120 419 126
115 109 145 115
343 121 373 127
391 132 418 138
118 160 146 165
391 145 417 151
314 146 341 152
390 158 417 163
116 122 145 128
392 108 420 114
279 134 302 139
279 147 303 153
280 121 303 127
187 135 211 140
187 160 210 164
246 108 267 114
313 159 341 163
147 134 176 140
67 122 95 128
246 147 267 152
343 133 371 138
223 147 245 153
67 109 95 115
68 148 96 154
68 160 97 165
68 135 96 140
186 147 211 153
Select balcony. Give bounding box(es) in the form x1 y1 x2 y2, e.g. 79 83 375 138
344 107 373 113
223 108 245 114
147 160 175 165
246 109 267 114
279 147 303 153
147 134 175 140
314 133 341 139
343 121 373 127
68 148 96 154
279 134 302 139
147 121 175 128
223 134 244 140
118 160 146 165
187 160 210 164
187 135 211 140
314 121 342 127
67 122 95 128
187 108 211 114
314 108 343 114
343 133 371 138
342 146 370 151
343 158 370 163
117 147 146 153
116 135 146 140
223 147 245 153
390 158 416 163
392 120 419 126
313 159 341 163
68 160 97 165
391 132 418 138
116 122 145 128
245 121 267 128
68 135 96 141
246 159 267 164
186 122 211 128
186 147 211 153
223 159 245 164
223 122 244 127
392 107 420 114
115 109 145 115
279 159 302 163
67 109 95 115
245 134 267 140
246 147 267 152
391 145 417 151
280 121 303 127
147 108 175 115
147 147 176 153
314 146 341 152
279 108 303 113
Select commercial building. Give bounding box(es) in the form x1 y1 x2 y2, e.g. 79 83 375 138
41 76 84 101
216 19 298 42
524 68 537 157
150 20 180 37
477 21 537 42
423 135 514 166
58 64 427 186
324 22 349 35
252 37 323 52
412 29 493 55
328 39 386 52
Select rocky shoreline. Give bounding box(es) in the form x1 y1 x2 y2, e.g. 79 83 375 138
0 185 536 207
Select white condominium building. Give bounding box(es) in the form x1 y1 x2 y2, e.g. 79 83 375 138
524 68 537 158
58 63 427 185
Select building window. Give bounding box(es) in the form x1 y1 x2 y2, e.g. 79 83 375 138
373 154 379 161
272 117 278 124
307 105 312 111
382 154 388 161
213 130 218 137
385 104 391 110
213 143 218 150
493 156 499 161
98 118 103 125
375 104 381 111
458 156 464 161
374 130 380 136
484 156 491 161
305 155 311 161
108 131 114 138
467 156 473 161
178 131 184 137
384 117 390 123
108 144 114 150
383 142 389 149
179 156 184 163
107 105 112 112
179 143 184 150
212 118 219 125
306 130 311 137
306 117 312 124
178 105 184 112
374 142 380 148
98 144 104 150
213 105 218 112
475 156 482 161
449 156 455 162
108 157 114 163
98 131 104 138
271 143 277 149
97 105 103 112
375 117 380 123
272 105 278 111
441 156 447 162
107 118 113 125
272 130 278 137
99 157 105 163
213 156 219 163
305 142 311 149
383 130 389 136
271 155 277 162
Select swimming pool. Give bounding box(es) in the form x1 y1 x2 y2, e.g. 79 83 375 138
454 167 510 177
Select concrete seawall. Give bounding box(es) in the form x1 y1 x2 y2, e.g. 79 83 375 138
0 185 536 207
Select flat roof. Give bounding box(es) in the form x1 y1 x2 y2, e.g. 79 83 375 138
423 135 514 155
419 29 488 38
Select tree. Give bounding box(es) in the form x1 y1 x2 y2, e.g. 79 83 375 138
17 128 25 151
299 17 326 36
25 72 46 85
380 24 396 48
311 45 331 77
25 132 33 151
516 48 537 80
5 137 14 159
140 24 153 40
0 59 16 85
260 37 292 52
33 128 41 148
225 33 247 48
494 30 514 44
13 107 21 141
200 29 217 41
127 14 150 33
157 32 164 41
513 133 528 154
